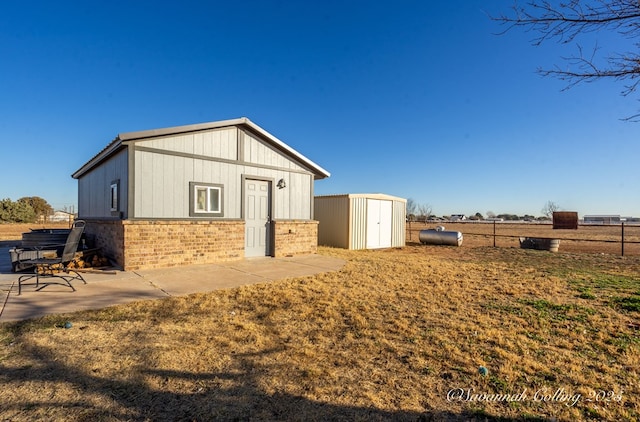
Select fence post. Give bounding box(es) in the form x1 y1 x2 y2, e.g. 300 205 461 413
493 220 496 247
621 222 625 257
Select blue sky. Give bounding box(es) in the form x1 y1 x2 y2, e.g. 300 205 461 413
1 1 638 217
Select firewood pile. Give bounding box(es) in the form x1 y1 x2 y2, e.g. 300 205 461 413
38 249 114 273
67 251 111 270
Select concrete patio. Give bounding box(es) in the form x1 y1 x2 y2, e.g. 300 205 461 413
0 241 345 322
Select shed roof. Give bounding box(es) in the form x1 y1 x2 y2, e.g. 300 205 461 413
72 117 330 180
315 193 407 202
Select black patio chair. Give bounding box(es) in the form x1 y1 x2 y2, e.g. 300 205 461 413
15 220 87 295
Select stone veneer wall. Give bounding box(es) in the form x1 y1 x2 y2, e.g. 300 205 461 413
85 219 245 271
273 220 318 257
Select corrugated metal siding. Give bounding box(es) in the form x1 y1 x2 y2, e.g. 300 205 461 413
78 149 128 219
315 193 407 250
350 197 368 250
392 199 406 247
314 196 350 248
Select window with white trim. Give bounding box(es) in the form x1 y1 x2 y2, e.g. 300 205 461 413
110 180 120 216
189 182 224 217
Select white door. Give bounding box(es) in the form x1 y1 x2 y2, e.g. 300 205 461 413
366 199 393 249
245 180 271 257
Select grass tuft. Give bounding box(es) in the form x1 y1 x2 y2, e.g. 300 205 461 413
611 295 640 313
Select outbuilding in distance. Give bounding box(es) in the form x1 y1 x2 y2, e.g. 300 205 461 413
314 193 406 250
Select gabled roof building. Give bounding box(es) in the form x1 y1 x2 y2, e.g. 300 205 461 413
72 118 329 270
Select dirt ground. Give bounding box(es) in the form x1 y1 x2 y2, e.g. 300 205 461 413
407 221 640 256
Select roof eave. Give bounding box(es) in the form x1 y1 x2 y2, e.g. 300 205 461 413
72 117 330 180
240 119 330 180
117 117 250 141
71 138 123 179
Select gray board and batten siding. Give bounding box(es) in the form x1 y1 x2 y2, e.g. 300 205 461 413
72 118 330 221
314 194 407 250
76 147 129 219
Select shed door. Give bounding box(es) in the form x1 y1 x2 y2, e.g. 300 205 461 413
245 180 271 257
366 199 392 249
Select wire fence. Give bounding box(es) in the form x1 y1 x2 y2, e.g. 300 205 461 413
406 221 640 256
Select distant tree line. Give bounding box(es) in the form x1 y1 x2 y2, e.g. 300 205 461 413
406 198 434 222
0 197 53 223
406 199 558 222
492 214 541 222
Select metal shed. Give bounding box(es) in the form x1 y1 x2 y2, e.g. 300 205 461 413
314 193 406 250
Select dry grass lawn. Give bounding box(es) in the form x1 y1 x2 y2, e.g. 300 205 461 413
1 244 639 421
0 222 73 240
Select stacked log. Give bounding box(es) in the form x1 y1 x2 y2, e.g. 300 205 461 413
66 252 110 269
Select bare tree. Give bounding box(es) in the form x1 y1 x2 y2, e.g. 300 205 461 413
406 198 418 221
541 200 561 218
494 0 640 120
418 203 433 222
